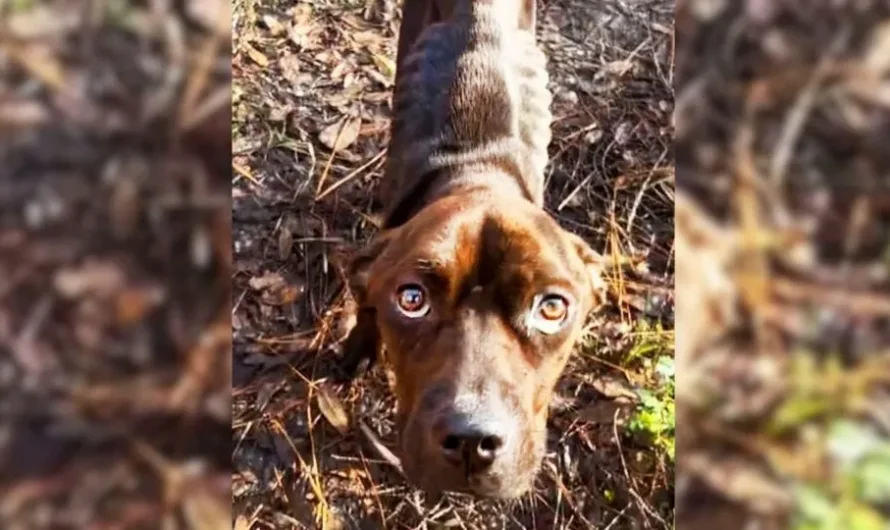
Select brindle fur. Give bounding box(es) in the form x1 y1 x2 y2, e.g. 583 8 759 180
340 0 606 498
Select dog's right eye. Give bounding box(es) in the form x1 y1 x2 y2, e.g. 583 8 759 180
395 284 430 318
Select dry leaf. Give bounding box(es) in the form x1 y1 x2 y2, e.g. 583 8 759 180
188 0 230 34
293 3 313 24
54 261 126 299
316 384 350 434
248 272 285 291
116 286 165 326
0 99 49 128
318 118 361 151
589 374 638 400
322 512 346 530
263 15 286 36
244 43 269 68
260 282 304 305
370 52 396 83
278 226 294 260
4 42 66 90
864 20 890 74
604 60 633 76
279 54 301 85
180 485 230 530
233 516 251 530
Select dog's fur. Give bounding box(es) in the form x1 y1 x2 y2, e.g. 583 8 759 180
340 0 606 498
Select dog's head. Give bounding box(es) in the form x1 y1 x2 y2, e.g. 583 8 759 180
344 192 605 498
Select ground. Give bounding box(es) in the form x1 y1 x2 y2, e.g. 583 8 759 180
232 0 674 528
0 1 231 528
675 1 890 530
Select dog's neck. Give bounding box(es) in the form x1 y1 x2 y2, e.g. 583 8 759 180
382 160 535 229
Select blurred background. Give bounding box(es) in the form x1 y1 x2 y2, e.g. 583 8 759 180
676 1 890 529
0 0 231 528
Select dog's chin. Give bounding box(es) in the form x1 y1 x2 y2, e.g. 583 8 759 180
402 461 537 499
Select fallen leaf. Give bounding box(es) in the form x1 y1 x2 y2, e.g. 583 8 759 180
260 282 304 305
4 42 66 90
292 3 313 24
279 54 301 85
248 272 285 291
0 98 49 129
278 226 294 260
244 43 269 68
54 261 126 299
116 286 165 326
187 0 230 34
263 14 286 36
318 117 361 151
322 512 346 530
589 374 638 401
233 515 251 530
316 384 350 434
370 52 396 83
604 60 633 76
864 21 890 74
180 484 230 530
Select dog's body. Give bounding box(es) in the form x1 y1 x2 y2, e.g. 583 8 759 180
341 0 606 498
380 0 551 227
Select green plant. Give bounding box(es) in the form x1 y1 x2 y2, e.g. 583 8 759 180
628 353 675 462
793 420 890 530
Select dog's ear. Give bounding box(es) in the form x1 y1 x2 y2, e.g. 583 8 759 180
338 231 393 380
566 232 608 306
346 230 393 306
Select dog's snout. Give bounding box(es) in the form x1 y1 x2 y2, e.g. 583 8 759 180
438 416 507 473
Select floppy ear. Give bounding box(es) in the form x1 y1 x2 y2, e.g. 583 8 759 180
338 232 393 380
566 232 608 306
346 231 392 305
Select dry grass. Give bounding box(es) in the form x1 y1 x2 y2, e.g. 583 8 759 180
231 0 674 528
676 1 890 529
0 1 231 528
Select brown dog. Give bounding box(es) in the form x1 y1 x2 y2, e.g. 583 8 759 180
340 0 606 498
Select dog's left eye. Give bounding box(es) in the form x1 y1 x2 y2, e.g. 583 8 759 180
529 294 570 334
395 284 430 318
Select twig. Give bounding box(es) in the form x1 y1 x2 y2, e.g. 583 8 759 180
316 149 387 201
316 118 350 195
358 419 405 476
768 28 849 187
613 410 669 528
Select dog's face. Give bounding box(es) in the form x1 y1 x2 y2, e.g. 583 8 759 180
346 192 605 498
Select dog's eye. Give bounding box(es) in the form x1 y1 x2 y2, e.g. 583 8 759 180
395 284 430 318
539 296 567 321
529 294 570 334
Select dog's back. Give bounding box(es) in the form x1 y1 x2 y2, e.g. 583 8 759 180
380 0 552 227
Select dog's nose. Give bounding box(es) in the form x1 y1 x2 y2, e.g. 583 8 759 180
439 417 506 473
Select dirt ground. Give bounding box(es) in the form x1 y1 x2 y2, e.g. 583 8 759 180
0 1 231 528
675 1 890 529
232 0 674 528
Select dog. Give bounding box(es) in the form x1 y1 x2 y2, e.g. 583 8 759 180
339 0 606 499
